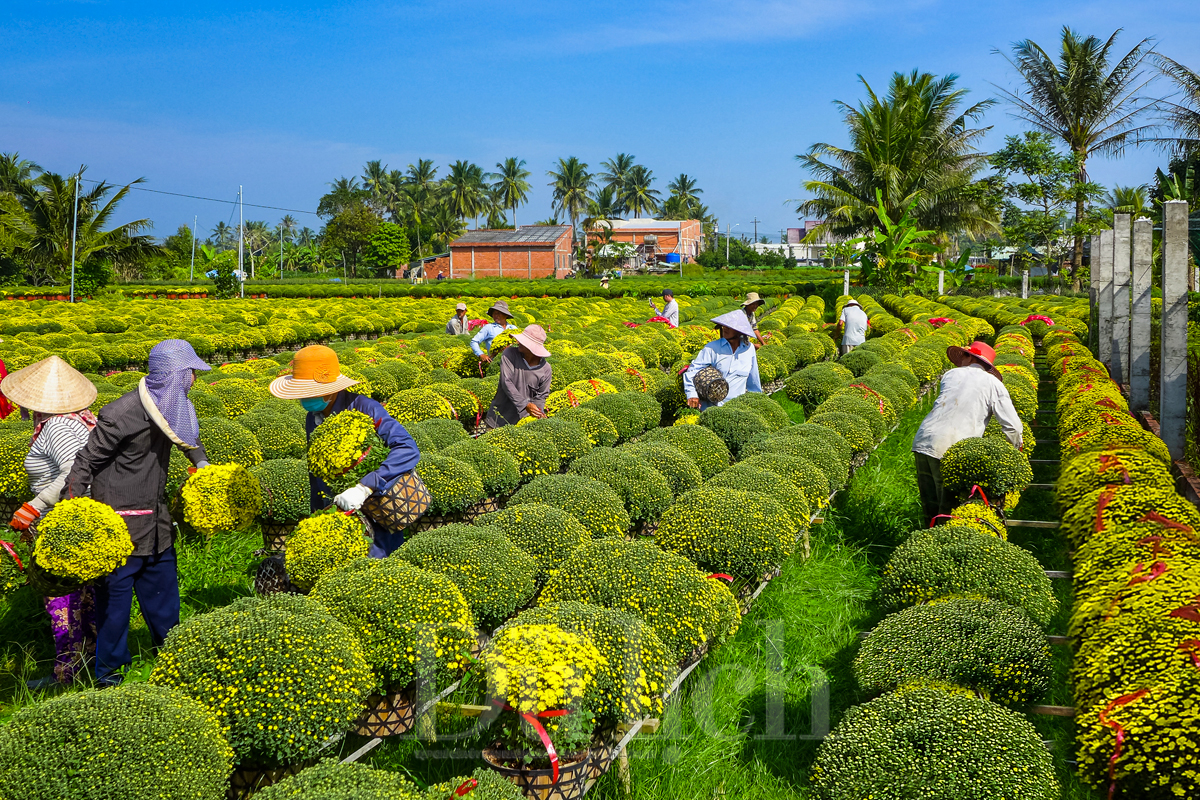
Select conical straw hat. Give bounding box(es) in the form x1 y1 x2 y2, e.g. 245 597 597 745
1 355 98 414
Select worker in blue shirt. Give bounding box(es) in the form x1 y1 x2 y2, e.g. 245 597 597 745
683 310 763 410
471 300 518 363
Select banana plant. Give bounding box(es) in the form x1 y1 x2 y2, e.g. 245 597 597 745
861 189 938 292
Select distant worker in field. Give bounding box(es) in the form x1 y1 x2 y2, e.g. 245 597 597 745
270 345 421 557
684 311 762 410
4 356 98 687
446 302 469 335
485 325 552 428
648 289 679 327
911 341 1023 527
62 340 213 687
470 300 517 364
838 299 870 355
741 292 766 347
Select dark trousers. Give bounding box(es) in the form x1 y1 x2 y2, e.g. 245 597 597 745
914 452 949 529
95 547 180 684
368 529 406 558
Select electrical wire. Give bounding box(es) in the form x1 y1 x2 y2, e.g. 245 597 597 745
80 178 319 215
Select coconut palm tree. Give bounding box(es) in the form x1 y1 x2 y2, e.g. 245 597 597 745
599 154 636 216
994 27 1157 278
667 174 703 206
586 186 621 224
430 203 466 250
489 157 531 229
620 165 661 218
280 214 298 243
444 160 487 228
0 153 41 193
1152 55 1200 158
318 176 367 219
548 156 594 236
0 169 159 285
210 221 235 250
361 160 391 216
1105 185 1150 217
797 70 997 243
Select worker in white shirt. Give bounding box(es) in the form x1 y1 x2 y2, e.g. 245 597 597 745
838 299 870 355
445 302 469 335
911 342 1023 527
649 289 679 328
470 301 517 363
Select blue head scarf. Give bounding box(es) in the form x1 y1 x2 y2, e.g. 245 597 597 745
144 340 210 448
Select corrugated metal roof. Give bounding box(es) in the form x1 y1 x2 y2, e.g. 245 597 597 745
451 226 570 246
605 218 685 231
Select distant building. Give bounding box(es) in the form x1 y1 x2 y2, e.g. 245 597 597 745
587 219 704 260
423 226 574 279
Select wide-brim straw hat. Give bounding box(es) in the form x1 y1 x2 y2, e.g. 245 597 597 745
1 355 97 414
513 324 551 358
947 342 1004 382
711 310 757 339
269 344 359 400
742 292 763 307
487 300 514 319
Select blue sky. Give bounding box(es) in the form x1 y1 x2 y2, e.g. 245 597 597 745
3 0 1198 242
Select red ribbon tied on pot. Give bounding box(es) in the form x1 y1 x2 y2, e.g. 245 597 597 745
707 573 734 582
1168 596 1200 623
927 317 952 328
0 539 22 570
968 485 991 507
1019 314 1055 327
1177 639 1200 669
454 778 478 796
1098 688 1150 800
490 700 570 784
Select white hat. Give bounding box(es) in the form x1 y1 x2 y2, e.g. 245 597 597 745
710 310 756 339
0 356 97 414
456 302 468 311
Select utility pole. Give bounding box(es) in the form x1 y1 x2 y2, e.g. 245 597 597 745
69 169 81 303
751 217 761 242
238 186 245 299
279 222 284 278
189 215 198 283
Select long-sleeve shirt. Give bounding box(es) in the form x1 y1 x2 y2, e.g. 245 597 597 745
912 364 1023 460
63 390 209 556
25 415 91 513
839 305 870 347
485 348 553 427
683 337 763 410
445 315 468 336
470 321 517 356
306 390 421 511
652 299 679 328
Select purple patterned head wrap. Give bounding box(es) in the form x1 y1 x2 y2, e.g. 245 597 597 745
145 340 210 448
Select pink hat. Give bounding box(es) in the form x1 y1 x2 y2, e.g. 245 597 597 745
513 324 551 358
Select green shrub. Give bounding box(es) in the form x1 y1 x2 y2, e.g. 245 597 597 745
657 485 796 578
737 453 830 512
242 414 306 460
394 524 536 630
638 424 731 479
697 405 770 459
149 594 373 766
409 417 470 451
582 392 646 442
479 425 561 482
415 453 485 515
940 437 1032 501
206 378 268 417
875 524 1057 625
620 441 703 497
784 362 854 410
521 416 593 464
809 687 1059 800
704 463 811 528
508 474 631 538
854 598 1052 706
837 347 884 376
567 448 673 522
0 683 233 800
557 406 620 448
539 537 740 662
740 423 852 491
722 391 792 431
250 459 310 523
806 411 874 456
439 438 521 498
480 503 591 581
198 416 263 468
253 761 423 800
311 557 475 690
811 393 886 440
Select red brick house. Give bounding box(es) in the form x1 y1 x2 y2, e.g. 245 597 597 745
587 219 703 260
425 226 574 279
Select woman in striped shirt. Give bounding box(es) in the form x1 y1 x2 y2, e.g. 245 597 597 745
3 356 99 685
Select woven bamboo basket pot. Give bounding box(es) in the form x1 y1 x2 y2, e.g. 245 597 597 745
260 521 296 553
227 761 309 800
254 554 297 597
361 471 431 531
462 496 504 523
585 725 619 784
410 513 461 533
483 747 591 800
353 683 418 737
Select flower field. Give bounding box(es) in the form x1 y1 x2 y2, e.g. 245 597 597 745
0 285 1188 800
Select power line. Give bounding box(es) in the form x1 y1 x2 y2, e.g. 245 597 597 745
80 178 320 215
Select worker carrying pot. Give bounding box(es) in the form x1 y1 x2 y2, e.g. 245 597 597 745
470 300 517 363
484 325 552 428
911 341 1022 527
683 310 762 411
838 299 870 355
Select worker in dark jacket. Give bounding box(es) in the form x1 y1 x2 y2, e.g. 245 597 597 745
269 345 420 557
485 325 552 428
62 340 212 686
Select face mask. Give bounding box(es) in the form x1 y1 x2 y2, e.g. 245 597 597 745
301 397 328 413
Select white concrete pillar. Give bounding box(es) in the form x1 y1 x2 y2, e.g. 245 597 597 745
1098 229 1114 368
1111 214 1132 385
1160 201 1190 461
1021 269 1029 299
1129 217 1153 412
842 269 849 296
499 248 503 278
938 270 944 295
471 248 476 279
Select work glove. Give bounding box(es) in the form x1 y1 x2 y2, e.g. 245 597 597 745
10 503 40 532
334 484 372 512
187 460 212 476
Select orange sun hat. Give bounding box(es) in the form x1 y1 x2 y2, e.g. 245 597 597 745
268 345 359 400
